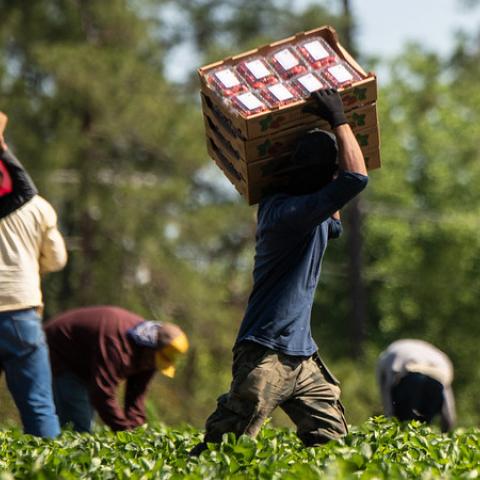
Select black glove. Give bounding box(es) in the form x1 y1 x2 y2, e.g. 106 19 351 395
302 88 347 128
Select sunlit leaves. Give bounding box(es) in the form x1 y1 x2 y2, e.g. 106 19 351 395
0 418 479 479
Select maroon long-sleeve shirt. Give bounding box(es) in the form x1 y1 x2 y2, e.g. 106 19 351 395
45 306 157 431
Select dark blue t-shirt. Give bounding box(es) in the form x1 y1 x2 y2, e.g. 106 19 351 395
235 171 368 356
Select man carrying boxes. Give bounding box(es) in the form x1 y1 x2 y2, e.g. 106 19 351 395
191 88 368 455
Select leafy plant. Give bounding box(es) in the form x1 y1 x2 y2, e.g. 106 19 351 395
0 418 478 479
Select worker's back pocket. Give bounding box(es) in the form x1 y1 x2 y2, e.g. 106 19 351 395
10 308 45 351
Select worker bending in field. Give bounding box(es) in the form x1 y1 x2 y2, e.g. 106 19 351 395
0 111 67 438
191 89 368 455
44 306 189 432
377 339 456 432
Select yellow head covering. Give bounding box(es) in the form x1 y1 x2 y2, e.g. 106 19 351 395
156 331 189 378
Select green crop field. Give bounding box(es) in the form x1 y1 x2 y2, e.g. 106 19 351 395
0 417 479 479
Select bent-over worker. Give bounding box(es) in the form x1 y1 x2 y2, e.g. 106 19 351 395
377 339 456 432
45 305 189 432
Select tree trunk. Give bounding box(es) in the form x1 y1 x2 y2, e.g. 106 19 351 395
340 0 367 358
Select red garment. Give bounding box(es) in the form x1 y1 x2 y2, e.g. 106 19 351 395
0 160 12 196
45 306 156 431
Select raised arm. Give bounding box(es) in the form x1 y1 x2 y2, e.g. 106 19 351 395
270 90 368 230
306 88 367 176
39 200 68 274
0 112 38 218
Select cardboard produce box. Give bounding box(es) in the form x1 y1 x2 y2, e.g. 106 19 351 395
198 25 380 204
208 142 290 205
207 123 380 205
200 79 377 141
202 97 378 165
208 124 379 181
208 136 380 206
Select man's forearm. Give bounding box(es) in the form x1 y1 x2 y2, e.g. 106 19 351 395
124 370 154 427
334 124 368 176
91 391 132 431
0 149 38 219
0 149 38 197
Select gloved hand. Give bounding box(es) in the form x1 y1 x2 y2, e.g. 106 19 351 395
302 88 347 129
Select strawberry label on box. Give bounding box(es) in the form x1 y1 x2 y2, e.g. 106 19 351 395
304 40 330 60
275 49 299 69
297 73 325 91
268 84 293 101
297 37 336 68
216 69 240 88
237 57 278 88
292 72 329 97
207 67 248 97
260 83 300 108
237 92 264 109
270 47 307 79
329 64 352 82
231 92 268 116
322 62 361 88
247 60 270 77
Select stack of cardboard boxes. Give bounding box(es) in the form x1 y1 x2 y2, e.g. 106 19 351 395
198 25 380 204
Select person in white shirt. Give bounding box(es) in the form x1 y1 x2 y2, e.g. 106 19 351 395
0 112 67 438
377 339 456 432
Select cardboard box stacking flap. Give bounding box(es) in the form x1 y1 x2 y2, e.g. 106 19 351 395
198 25 381 205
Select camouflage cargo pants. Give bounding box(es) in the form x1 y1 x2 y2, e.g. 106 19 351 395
204 341 348 447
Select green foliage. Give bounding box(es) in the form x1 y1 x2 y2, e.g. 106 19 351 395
0 418 479 479
2 0 480 433
363 42 480 426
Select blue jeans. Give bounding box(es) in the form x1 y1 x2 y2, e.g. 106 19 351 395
0 308 60 438
52 371 94 433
